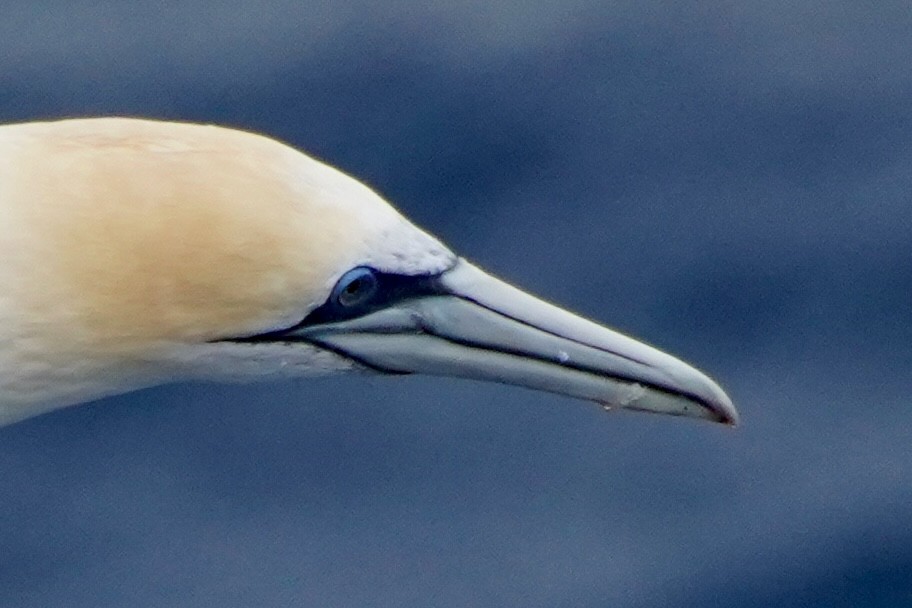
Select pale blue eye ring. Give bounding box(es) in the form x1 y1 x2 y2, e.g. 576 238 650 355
333 267 379 309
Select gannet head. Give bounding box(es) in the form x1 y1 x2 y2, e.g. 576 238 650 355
0 117 737 428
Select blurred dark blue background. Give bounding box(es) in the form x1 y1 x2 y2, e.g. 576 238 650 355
1 2 910 607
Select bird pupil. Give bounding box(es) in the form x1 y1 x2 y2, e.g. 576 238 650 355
337 271 376 308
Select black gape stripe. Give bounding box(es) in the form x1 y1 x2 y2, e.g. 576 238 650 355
226 267 450 343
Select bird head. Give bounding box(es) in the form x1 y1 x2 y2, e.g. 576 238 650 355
0 118 737 427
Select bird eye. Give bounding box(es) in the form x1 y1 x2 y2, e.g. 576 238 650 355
333 267 379 309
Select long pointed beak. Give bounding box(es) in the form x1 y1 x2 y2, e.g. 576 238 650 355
292 261 738 425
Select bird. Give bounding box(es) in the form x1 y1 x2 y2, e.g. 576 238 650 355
0 117 737 428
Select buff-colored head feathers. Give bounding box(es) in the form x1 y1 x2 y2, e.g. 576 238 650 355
1 118 452 347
